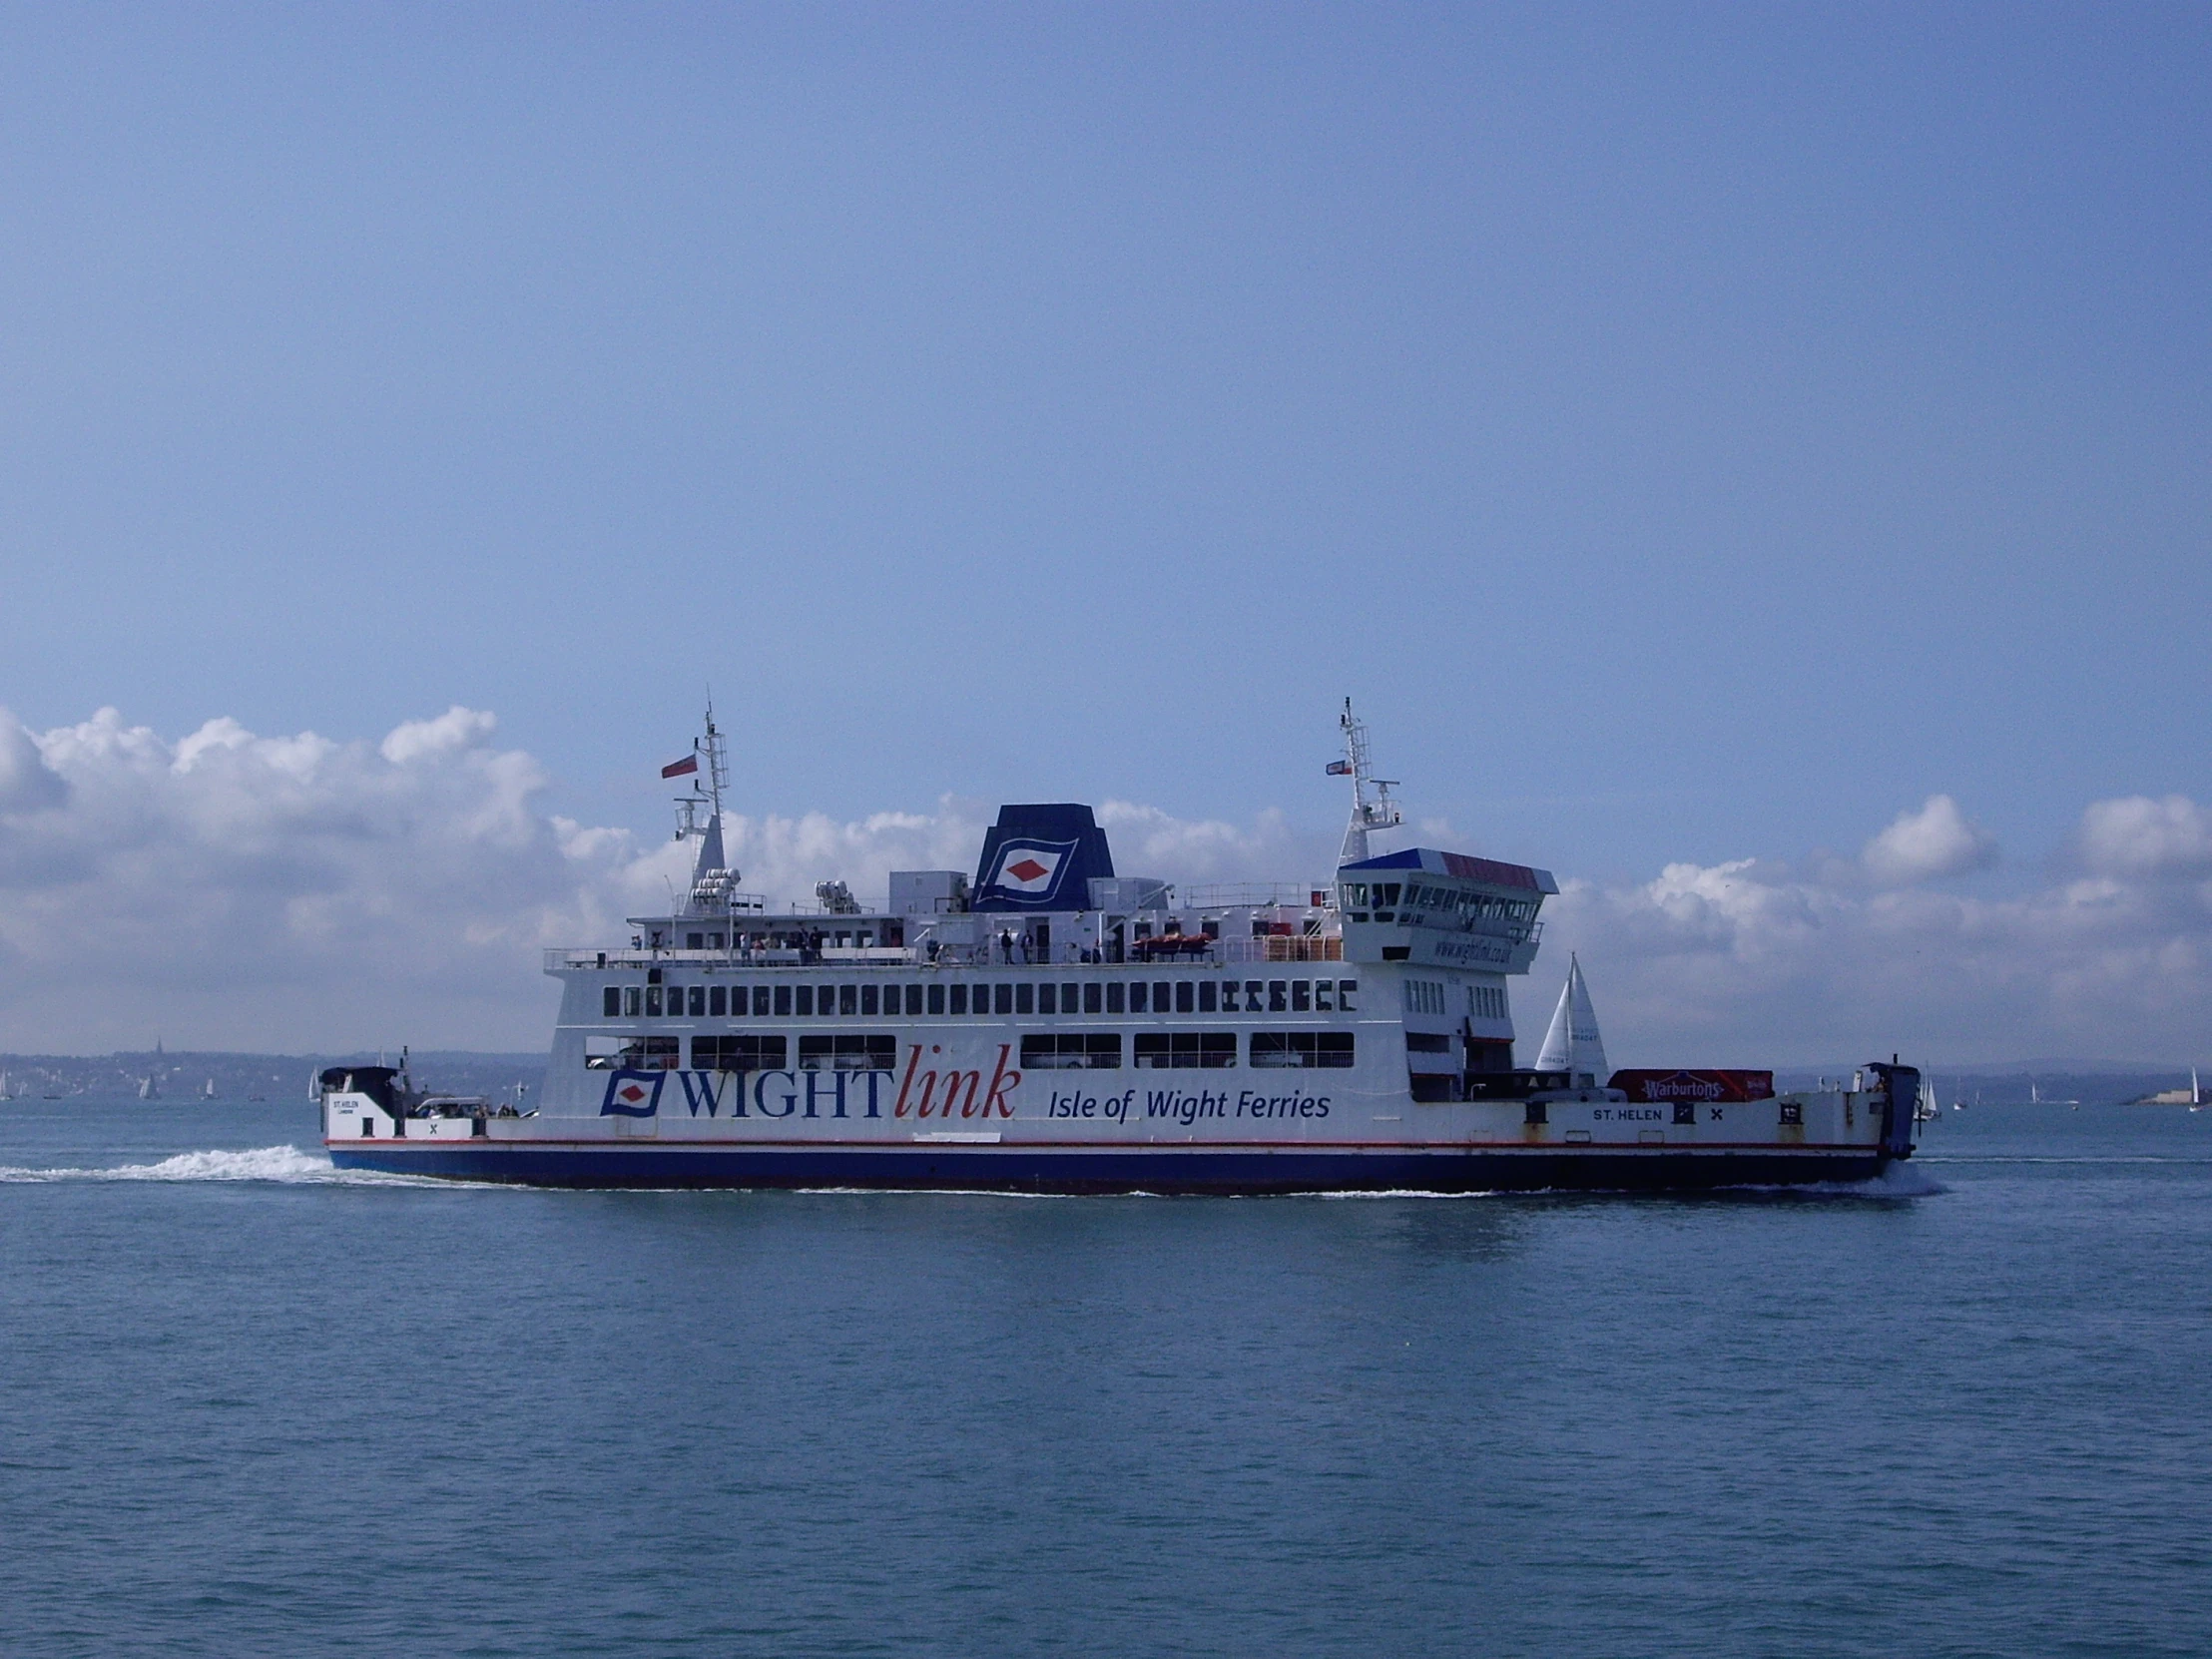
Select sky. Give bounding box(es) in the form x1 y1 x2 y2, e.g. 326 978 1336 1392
0 5 2206 1063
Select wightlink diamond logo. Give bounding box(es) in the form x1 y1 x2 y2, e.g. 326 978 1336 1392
601 1069 665 1118
984 838 1075 902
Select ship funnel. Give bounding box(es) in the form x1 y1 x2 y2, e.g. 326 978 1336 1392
1535 954 1608 1084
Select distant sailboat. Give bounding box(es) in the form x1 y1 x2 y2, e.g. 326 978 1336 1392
1535 954 1609 1085
138 1073 160 1101
202 1078 219 1100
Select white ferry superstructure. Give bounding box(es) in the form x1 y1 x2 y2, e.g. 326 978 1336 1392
324 706 1921 1191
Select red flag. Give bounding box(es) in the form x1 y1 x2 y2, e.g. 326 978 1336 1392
662 754 699 779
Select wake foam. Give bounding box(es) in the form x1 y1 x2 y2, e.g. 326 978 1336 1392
1721 1164 1949 1198
0 1145 445 1186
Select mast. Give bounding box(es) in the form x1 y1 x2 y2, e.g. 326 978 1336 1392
1332 698 1401 866
674 704 737 912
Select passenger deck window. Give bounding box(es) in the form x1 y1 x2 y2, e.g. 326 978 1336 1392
1251 1032 1356 1068
710 986 727 1017
696 1034 787 1071
1134 1033 1237 1069
1019 1033 1123 1070
1016 983 1034 1014
1292 981 1310 1012
838 985 856 1016
603 987 622 1018
1106 982 1125 1014
1338 979 1358 1011
689 987 706 1017
1198 981 1217 1012
1175 982 1194 1013
796 986 814 1017
1129 983 1147 1014
1038 984 1056 1014
927 984 945 1015
646 986 663 1017
774 985 792 1017
950 984 968 1015
799 1034 897 1071
995 984 1013 1015
1084 983 1102 1014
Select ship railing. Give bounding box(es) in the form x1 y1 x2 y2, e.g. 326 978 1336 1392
1180 882 1333 911
545 936 1350 972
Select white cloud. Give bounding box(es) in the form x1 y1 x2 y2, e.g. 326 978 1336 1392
1862 794 1998 885
1541 798 2211 1065
2078 795 2212 879
2 704 2206 1066
0 707 1317 1053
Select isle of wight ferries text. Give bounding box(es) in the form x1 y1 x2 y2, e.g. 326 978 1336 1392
604 1043 1330 1125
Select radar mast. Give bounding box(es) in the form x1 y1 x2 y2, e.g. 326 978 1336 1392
673 703 737 911
1331 698 1401 866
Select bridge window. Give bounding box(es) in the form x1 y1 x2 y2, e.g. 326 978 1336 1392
1134 1033 1236 1069
1251 1032 1356 1069
1020 1033 1123 1070
1405 1032 1451 1053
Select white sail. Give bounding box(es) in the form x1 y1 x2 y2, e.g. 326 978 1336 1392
1535 953 1608 1083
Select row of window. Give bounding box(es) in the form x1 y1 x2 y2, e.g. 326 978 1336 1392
603 978 1361 1021
588 1030 1357 1072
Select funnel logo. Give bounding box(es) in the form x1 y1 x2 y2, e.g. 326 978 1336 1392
980 838 1076 904
601 1070 665 1118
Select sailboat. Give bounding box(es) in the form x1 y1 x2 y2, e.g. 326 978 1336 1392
202 1078 219 1101
138 1073 160 1101
1535 953 1609 1086
2028 1078 2080 1107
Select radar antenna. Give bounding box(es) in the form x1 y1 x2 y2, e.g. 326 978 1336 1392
1331 698 1401 866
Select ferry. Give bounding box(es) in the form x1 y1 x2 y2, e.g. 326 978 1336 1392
323 705 1921 1192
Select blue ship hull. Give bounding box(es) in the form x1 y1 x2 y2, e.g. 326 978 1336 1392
328 1141 1896 1193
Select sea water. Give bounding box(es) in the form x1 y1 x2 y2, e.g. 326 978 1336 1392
1 1098 2207 1658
